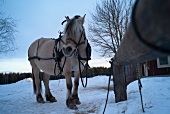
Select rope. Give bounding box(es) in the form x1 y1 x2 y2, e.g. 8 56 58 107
136 63 145 112
103 60 113 114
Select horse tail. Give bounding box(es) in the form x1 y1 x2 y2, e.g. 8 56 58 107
32 69 42 94
29 38 43 94
39 72 42 93
32 69 36 94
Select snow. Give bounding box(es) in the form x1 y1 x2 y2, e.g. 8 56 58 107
0 76 170 114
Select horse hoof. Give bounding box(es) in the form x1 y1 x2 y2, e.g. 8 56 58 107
37 95 45 103
72 95 81 105
37 98 45 103
66 98 78 110
75 100 81 105
73 99 81 105
68 103 78 110
46 97 57 102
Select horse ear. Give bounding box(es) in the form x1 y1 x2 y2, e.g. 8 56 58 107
65 16 70 22
79 14 86 25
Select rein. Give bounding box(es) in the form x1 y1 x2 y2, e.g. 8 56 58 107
78 55 88 88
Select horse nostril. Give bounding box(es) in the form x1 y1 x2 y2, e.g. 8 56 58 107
66 46 72 52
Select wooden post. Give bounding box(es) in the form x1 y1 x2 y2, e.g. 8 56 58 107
113 65 127 102
112 0 170 103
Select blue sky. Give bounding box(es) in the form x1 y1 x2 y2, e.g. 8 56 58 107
0 0 110 73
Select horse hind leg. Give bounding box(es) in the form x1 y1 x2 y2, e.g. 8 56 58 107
31 60 44 103
42 73 57 102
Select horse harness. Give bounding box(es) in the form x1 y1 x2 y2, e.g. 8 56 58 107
28 32 91 83
28 34 65 75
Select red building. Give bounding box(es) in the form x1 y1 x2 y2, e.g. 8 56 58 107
143 56 170 76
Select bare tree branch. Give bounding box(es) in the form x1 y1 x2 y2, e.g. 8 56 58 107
88 0 134 57
0 12 17 54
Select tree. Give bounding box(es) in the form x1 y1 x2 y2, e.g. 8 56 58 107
0 12 17 54
88 0 133 57
89 0 134 103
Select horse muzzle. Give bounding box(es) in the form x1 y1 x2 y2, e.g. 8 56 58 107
62 46 76 57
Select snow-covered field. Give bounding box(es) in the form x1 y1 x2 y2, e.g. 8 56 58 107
0 76 170 114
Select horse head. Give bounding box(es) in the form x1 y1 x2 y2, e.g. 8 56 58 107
62 14 86 57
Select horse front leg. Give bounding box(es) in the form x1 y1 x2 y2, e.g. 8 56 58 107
72 71 81 105
65 71 78 110
42 73 57 102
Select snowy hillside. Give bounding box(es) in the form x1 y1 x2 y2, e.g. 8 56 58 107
0 76 170 114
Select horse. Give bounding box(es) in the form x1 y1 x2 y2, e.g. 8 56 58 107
28 14 91 109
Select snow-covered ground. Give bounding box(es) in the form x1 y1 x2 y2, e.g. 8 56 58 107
0 76 170 114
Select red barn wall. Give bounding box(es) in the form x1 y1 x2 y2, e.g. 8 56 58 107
147 60 170 76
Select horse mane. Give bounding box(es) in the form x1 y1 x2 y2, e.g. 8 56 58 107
64 15 81 36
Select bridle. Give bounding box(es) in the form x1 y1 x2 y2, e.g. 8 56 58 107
60 26 87 57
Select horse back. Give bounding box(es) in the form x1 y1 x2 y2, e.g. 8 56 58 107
28 38 55 58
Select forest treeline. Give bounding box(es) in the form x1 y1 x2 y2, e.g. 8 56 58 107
0 67 111 84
